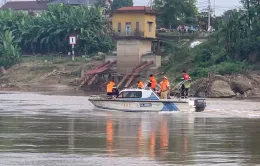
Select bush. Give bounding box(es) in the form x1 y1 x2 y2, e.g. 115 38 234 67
190 61 247 79
0 30 20 68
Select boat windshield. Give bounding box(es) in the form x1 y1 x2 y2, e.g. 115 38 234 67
117 91 142 98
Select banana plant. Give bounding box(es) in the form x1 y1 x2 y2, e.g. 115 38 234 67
0 5 115 56
0 30 20 67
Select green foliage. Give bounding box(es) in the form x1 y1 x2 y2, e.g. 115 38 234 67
215 6 260 61
0 5 115 57
190 61 248 79
153 0 197 28
161 1 260 80
111 0 133 11
162 34 251 79
95 0 107 8
0 30 21 68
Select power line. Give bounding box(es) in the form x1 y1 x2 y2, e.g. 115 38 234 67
147 0 152 7
207 0 211 32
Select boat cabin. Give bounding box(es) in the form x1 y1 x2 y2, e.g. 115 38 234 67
116 89 160 100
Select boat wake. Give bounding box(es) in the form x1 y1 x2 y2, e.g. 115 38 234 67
197 108 260 118
158 111 181 114
0 92 259 118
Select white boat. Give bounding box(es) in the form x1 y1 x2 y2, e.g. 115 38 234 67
88 88 206 112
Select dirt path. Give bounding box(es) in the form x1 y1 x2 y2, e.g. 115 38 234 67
0 56 103 92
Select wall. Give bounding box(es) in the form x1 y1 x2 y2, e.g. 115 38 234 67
112 13 145 34
141 55 161 69
116 39 152 74
105 56 117 62
106 39 161 74
116 39 140 74
139 40 152 58
144 14 156 38
112 12 156 38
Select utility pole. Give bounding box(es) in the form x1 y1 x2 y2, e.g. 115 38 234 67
207 0 211 32
214 0 215 16
148 0 152 8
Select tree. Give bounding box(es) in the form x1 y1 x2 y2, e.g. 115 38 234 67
153 0 198 28
161 0 260 79
95 0 106 8
111 0 133 11
240 0 260 29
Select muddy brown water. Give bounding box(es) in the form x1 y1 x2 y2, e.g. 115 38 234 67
0 91 260 166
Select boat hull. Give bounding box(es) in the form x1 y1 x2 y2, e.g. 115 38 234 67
89 99 191 112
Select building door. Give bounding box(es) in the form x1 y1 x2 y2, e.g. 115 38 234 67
136 22 140 32
125 22 131 36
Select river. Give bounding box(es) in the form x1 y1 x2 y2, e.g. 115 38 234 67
0 91 260 166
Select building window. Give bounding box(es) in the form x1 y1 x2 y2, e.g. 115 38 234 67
136 22 140 32
117 22 121 33
148 22 153 32
117 91 142 98
125 22 132 36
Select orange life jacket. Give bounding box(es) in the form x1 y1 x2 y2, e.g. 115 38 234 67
150 76 157 89
160 80 168 91
107 81 114 93
110 81 115 87
137 82 144 89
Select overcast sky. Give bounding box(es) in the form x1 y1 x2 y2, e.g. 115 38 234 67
133 0 241 16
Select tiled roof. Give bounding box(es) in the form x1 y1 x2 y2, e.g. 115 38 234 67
0 1 48 10
114 6 155 14
117 6 153 11
48 0 98 5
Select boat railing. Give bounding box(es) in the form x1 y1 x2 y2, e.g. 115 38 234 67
170 79 191 98
89 94 111 99
89 94 118 100
89 95 101 99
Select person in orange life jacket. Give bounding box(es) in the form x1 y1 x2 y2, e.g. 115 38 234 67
163 76 171 99
107 80 117 96
163 76 170 89
160 76 170 99
181 70 191 98
137 81 144 89
149 74 157 91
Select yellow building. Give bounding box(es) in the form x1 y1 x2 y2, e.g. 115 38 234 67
109 6 161 74
112 6 156 38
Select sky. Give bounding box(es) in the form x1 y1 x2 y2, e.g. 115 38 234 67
133 0 241 16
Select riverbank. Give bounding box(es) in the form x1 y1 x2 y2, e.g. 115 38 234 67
190 73 260 98
0 56 103 93
1 56 260 99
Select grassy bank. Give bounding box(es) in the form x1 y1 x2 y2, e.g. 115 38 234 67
20 55 92 65
0 55 104 91
161 37 258 83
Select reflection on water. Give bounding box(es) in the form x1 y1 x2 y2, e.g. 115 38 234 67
0 92 260 165
68 118 74 152
150 129 155 159
159 117 168 159
106 119 114 155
